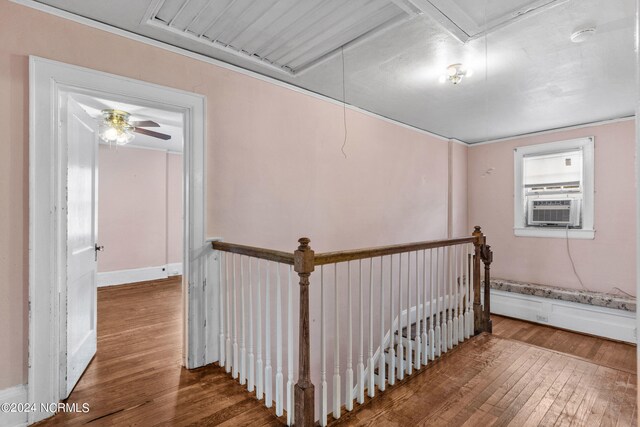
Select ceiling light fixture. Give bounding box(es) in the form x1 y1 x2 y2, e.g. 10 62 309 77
439 63 472 85
99 109 135 145
570 27 596 43
98 109 172 145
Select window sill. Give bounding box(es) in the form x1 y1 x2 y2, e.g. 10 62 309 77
513 227 595 239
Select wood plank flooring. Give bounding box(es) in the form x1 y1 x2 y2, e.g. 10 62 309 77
36 278 636 426
333 334 637 427
334 321 637 426
492 315 636 375
35 277 284 427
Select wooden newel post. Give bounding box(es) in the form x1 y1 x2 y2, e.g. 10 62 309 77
480 244 493 333
472 226 485 334
294 237 315 426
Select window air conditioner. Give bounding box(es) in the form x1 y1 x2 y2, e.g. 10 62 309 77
527 199 581 227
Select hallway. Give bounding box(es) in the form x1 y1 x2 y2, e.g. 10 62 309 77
36 278 636 426
36 278 283 426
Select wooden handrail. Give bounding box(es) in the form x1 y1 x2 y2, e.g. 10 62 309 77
314 236 475 266
212 241 294 265
213 228 491 426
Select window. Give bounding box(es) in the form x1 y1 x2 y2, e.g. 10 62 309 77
514 137 594 239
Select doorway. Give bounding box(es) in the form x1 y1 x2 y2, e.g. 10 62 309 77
28 57 214 424
60 92 186 398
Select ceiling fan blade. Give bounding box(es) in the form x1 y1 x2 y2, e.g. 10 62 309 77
130 120 160 127
133 128 172 140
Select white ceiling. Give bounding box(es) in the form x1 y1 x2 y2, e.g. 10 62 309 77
31 0 636 143
71 92 184 152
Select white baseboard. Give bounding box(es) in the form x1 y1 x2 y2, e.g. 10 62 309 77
489 289 636 343
97 263 182 287
166 262 183 277
0 384 28 427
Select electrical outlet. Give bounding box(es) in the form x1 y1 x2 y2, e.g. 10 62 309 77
536 314 549 323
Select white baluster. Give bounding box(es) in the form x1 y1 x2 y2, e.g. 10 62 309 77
388 255 396 386
378 257 386 392
458 246 465 343
256 260 264 400
422 250 429 365
265 262 272 408
452 246 459 347
225 253 232 373
414 251 421 370
406 253 412 376
240 256 246 384
320 266 328 426
219 251 226 367
287 266 294 425
276 264 283 416
248 259 255 392
428 249 435 361
357 260 365 404
346 262 354 411
469 245 475 337
439 247 447 355
464 245 471 340
368 258 375 397
233 255 239 378
436 248 447 357
397 253 404 381
447 247 454 351
333 265 341 419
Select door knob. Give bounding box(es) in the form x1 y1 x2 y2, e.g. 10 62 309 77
95 244 104 251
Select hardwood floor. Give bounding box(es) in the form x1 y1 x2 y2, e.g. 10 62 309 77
36 279 636 426
492 315 636 375
334 318 637 426
36 277 284 427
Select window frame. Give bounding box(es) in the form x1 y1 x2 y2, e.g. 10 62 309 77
513 137 595 239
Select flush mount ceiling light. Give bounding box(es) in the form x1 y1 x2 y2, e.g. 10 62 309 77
439 63 472 85
98 109 171 145
570 27 596 43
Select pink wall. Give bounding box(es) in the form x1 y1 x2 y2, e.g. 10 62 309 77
0 2 463 390
167 153 183 264
97 145 182 273
451 142 469 238
468 120 636 296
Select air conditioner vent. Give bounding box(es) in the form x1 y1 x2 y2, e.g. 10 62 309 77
527 199 581 227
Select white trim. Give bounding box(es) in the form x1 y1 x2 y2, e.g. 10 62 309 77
636 3 640 383
513 227 595 239
469 116 635 146
10 0 451 145
167 262 183 276
99 141 183 154
490 289 636 344
0 384 28 427
96 263 183 287
513 137 595 238
28 56 210 424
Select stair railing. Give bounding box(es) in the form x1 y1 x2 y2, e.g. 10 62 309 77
211 226 492 426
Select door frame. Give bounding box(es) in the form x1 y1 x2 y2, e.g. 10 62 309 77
28 56 214 424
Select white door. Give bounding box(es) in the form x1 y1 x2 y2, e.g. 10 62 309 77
62 96 99 398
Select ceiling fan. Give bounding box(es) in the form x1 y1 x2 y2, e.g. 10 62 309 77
99 109 171 145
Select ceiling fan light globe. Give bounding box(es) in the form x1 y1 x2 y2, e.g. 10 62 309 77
116 131 135 145
100 126 118 142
